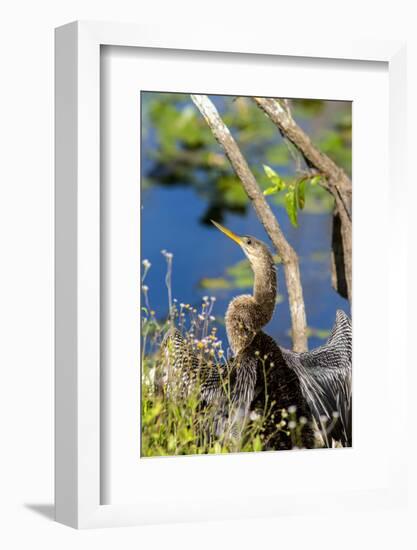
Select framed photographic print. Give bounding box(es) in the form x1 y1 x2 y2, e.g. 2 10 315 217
55 21 407 528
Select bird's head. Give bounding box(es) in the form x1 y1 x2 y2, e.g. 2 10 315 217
211 220 274 270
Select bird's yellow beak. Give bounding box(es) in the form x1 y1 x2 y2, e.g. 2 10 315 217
211 220 243 246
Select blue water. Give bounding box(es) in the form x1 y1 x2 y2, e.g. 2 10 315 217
141 184 349 350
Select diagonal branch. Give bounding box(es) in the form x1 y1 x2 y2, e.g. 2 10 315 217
253 97 352 301
191 94 308 352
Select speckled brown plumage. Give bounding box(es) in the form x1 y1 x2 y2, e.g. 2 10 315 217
225 238 277 355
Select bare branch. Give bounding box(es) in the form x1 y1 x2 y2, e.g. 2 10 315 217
253 97 352 301
191 94 308 352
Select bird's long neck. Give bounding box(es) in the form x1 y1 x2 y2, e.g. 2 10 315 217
251 253 277 327
225 250 277 355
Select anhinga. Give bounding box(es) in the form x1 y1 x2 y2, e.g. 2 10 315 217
164 221 352 449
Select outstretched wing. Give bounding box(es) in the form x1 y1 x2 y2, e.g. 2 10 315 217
161 328 227 403
282 310 352 446
161 329 257 440
162 311 352 447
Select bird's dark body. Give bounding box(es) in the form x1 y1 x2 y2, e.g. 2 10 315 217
243 331 315 450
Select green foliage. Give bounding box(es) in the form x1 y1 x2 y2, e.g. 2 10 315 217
142 93 351 222
142 321 313 457
310 175 322 186
296 178 306 209
284 187 299 227
142 353 273 456
263 164 286 195
262 164 331 226
149 99 210 155
317 117 352 174
140 284 276 455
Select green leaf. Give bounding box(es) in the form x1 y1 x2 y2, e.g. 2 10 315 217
310 175 322 186
167 434 177 452
253 436 263 452
263 164 285 191
284 188 298 227
213 442 222 455
297 178 306 209
263 185 279 196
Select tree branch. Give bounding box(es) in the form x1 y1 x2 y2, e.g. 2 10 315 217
253 97 352 301
191 94 308 352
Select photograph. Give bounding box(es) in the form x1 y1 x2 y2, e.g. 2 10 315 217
140 91 352 457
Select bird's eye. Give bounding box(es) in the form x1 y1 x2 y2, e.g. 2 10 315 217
246 238 252 245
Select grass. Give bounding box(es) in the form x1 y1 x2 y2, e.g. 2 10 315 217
141 251 329 457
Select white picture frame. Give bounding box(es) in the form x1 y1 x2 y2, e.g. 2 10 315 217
55 20 407 529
